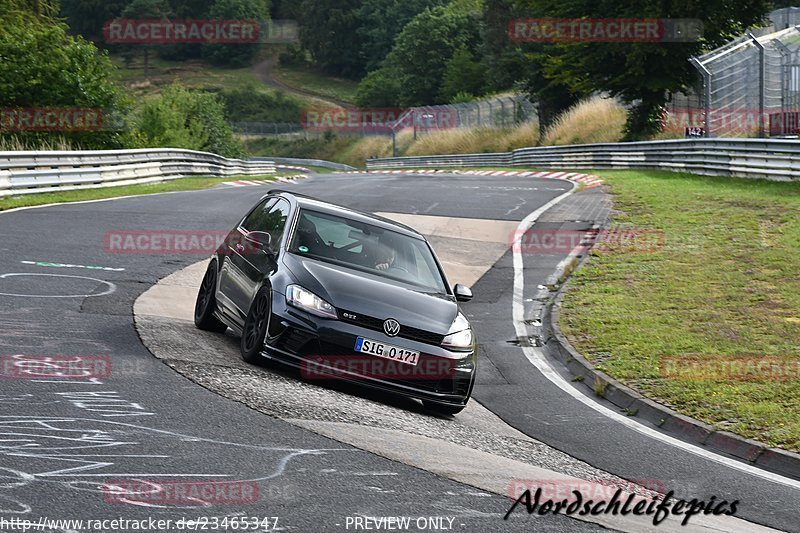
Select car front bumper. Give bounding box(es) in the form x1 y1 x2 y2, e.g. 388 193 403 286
262 291 476 406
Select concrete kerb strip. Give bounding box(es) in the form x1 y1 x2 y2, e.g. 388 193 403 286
542 246 800 482
335 169 605 189
134 261 780 533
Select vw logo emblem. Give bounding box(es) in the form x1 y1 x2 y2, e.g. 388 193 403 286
383 318 401 337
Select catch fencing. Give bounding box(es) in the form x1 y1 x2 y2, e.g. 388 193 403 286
670 12 800 137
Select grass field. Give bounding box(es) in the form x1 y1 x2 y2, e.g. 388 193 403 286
109 57 263 97
0 175 278 212
558 169 800 451
273 64 359 105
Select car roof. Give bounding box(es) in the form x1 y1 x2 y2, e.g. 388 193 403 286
266 190 424 240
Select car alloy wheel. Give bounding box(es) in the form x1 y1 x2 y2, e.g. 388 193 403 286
194 261 228 333
241 287 271 364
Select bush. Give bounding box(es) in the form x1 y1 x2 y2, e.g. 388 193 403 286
278 45 309 67
220 85 303 123
355 67 402 108
133 84 245 157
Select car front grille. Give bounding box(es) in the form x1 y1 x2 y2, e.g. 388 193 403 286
338 309 445 346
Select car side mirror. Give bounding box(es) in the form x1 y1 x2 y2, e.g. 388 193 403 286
454 284 473 302
244 231 275 255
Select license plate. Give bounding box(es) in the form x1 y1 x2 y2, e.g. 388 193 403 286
355 337 420 366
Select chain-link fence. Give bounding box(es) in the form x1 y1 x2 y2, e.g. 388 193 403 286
397 95 537 134
233 95 538 138
665 19 800 138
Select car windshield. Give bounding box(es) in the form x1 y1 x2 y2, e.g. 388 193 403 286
289 209 448 294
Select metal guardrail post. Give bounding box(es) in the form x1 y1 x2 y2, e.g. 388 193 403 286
748 31 767 137
690 57 713 136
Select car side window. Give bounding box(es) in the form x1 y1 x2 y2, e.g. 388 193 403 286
243 198 291 248
241 198 276 232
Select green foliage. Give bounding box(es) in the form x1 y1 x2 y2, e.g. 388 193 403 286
202 0 267 67
480 0 530 93
133 84 245 157
449 91 476 104
354 67 402 108
0 5 128 148
219 84 302 123
297 0 363 78
439 46 485 102
355 0 447 73
378 5 482 106
278 44 309 67
60 0 128 40
515 0 772 139
155 0 216 60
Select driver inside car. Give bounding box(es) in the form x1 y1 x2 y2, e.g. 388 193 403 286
375 246 397 271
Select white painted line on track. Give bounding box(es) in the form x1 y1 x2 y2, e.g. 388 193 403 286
0 273 117 298
511 181 800 491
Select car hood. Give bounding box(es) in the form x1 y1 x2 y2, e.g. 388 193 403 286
283 253 458 334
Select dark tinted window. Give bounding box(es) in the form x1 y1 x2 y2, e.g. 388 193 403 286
289 209 447 293
243 198 291 247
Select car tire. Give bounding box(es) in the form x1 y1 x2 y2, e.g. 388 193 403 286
241 287 271 364
194 261 228 333
422 400 467 416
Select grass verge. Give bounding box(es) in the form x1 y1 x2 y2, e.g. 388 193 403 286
558 169 800 451
0 175 278 212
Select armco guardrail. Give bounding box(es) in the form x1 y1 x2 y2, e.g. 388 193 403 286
251 157 355 171
366 138 800 181
0 148 276 197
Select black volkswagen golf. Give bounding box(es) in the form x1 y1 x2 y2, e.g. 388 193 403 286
194 190 477 414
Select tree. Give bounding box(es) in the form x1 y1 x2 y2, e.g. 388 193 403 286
158 0 214 60
120 0 173 77
516 0 772 139
439 46 485 101
355 67 402 107
356 0 448 73
60 0 127 41
379 5 481 106
0 1 128 148
297 0 363 78
202 0 267 67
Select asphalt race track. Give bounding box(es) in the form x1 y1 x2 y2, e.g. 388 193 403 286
0 172 797 532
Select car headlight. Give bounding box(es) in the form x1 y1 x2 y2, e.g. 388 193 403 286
442 312 474 351
286 285 337 319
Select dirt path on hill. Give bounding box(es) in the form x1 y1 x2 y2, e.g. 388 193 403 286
254 56 356 110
